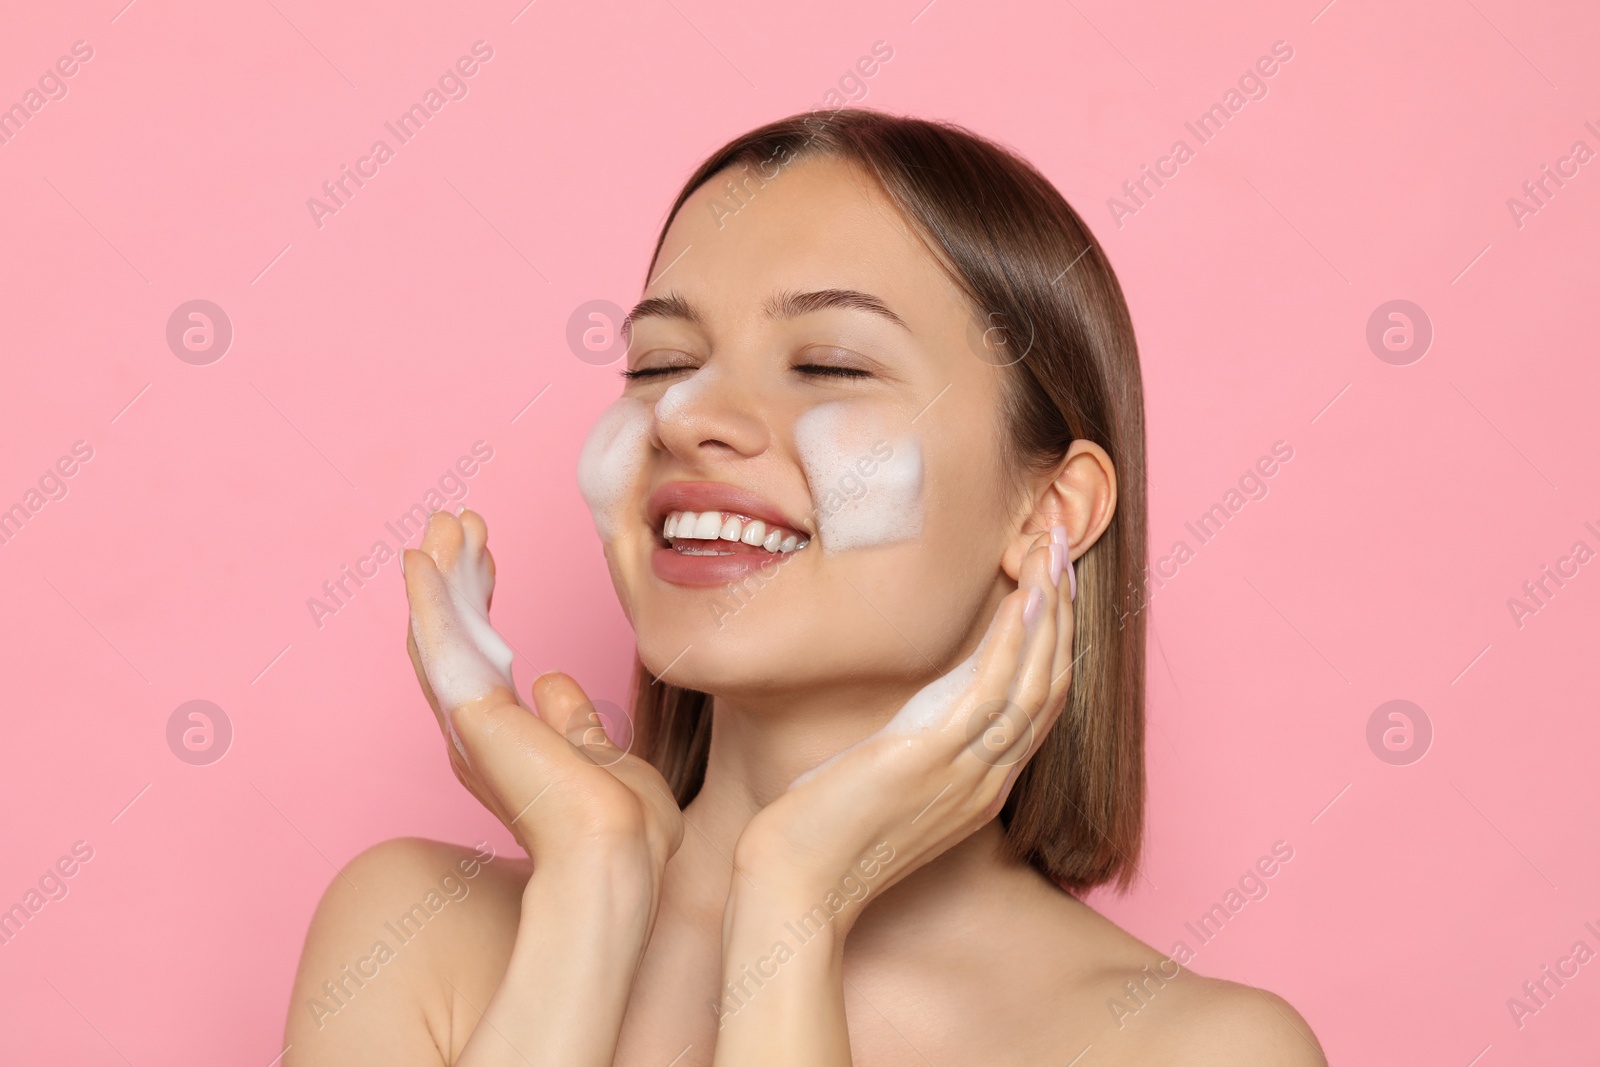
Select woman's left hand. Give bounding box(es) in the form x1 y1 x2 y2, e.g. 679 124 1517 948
730 527 1076 935
709 530 1075 1064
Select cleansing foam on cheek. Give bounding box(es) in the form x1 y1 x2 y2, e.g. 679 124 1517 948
794 401 924 553
576 397 652 541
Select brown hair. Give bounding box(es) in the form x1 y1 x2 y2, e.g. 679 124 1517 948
628 108 1148 892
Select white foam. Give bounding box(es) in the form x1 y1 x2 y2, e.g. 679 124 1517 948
410 544 517 713
576 397 653 541
788 646 982 788
793 402 923 553
654 365 716 427
879 648 982 734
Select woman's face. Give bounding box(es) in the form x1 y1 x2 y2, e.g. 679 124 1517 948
580 153 1026 699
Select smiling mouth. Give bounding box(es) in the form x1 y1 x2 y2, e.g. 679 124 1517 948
661 510 811 555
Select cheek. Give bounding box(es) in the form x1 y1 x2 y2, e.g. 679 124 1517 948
794 402 924 553
576 398 652 541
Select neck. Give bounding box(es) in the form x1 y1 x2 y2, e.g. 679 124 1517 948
661 586 1024 926
680 677 914 852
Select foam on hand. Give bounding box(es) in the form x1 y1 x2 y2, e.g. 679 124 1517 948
577 397 653 542
794 401 924 553
879 648 982 734
788 646 982 789
409 539 518 719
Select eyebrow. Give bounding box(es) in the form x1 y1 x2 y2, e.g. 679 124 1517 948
623 287 909 339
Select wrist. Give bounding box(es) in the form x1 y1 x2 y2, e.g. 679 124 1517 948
723 876 848 962
523 848 659 937
712 881 848 1051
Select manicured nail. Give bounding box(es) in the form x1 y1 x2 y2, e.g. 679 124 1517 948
1066 553 1077 602
1023 586 1044 627
1049 524 1068 547
1049 544 1064 586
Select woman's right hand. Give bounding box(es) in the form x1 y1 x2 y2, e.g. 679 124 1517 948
401 509 684 895
399 510 684 1065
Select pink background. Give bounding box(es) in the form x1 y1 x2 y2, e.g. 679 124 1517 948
2 0 1596 1062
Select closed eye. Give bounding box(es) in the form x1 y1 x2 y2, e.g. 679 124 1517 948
796 364 872 380
622 363 874 381
620 365 694 381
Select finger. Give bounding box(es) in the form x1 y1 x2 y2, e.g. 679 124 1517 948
952 533 1053 736
460 508 489 556
527 675 679 853
460 508 498 610
422 509 465 571
1006 539 1060 720
402 549 448 725
960 540 1057 775
531 672 621 762
1043 529 1079 720
403 603 442 717
405 546 517 715
449 696 580 845
1002 533 1081 777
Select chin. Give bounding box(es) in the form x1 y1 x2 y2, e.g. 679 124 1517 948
632 597 824 696
618 522 996 699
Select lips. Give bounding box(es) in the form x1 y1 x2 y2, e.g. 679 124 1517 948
647 481 809 537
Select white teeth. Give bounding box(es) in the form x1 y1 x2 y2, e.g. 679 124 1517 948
661 510 810 554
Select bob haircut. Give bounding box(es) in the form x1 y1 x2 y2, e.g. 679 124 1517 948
628 108 1148 892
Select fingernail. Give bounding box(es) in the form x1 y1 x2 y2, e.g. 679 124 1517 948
1048 544 1064 586
1049 524 1068 547
1067 554 1077 602
1023 586 1044 627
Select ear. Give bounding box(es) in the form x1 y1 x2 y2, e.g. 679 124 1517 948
1000 440 1117 582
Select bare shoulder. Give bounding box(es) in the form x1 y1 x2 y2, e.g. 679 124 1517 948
963 879 1325 1067
1050 900 1327 1066
1114 971 1327 1066
283 836 531 1066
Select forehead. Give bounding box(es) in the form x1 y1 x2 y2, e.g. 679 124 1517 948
647 154 969 324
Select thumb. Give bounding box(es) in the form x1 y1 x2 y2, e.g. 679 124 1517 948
532 672 621 765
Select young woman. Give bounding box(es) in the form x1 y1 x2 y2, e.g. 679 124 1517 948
285 109 1326 1066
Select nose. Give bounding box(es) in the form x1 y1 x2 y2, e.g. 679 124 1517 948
650 365 771 462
